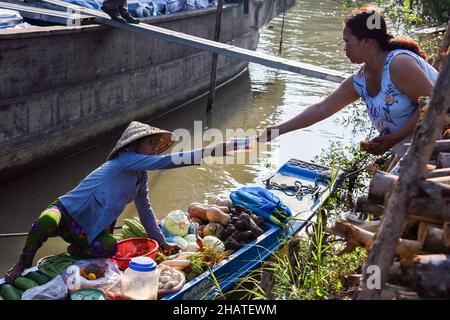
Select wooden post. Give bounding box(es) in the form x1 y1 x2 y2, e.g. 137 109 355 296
206 0 224 113
357 55 450 300
432 19 450 71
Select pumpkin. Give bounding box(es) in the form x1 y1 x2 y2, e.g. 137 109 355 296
208 196 232 208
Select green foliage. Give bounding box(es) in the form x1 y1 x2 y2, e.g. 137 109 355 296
230 215 367 300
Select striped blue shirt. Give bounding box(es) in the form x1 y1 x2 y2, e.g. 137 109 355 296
58 149 203 244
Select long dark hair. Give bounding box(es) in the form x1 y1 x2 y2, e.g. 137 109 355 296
344 5 428 60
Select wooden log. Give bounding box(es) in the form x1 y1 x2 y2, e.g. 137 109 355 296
403 140 450 160
327 220 423 259
355 196 385 218
427 176 450 185
417 222 440 242
419 224 450 253
444 222 450 248
437 152 450 169
408 180 450 223
405 254 450 298
358 55 450 299
424 167 450 179
368 171 397 204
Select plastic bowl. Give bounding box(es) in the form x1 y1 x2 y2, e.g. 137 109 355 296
112 238 159 270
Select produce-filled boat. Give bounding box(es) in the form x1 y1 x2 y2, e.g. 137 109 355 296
0 158 343 300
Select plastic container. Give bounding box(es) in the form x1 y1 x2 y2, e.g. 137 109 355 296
122 257 160 300
112 238 159 270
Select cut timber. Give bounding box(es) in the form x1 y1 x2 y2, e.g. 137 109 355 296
427 176 450 185
345 219 381 233
368 171 397 204
436 152 450 169
406 254 450 298
355 196 385 218
408 180 450 223
418 224 450 253
327 220 423 259
444 222 450 247
403 140 450 160
417 222 442 242
425 167 450 179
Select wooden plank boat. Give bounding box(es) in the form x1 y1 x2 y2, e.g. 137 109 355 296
0 158 343 299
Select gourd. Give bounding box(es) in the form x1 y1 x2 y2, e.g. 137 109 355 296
188 203 208 221
208 196 232 208
205 207 231 225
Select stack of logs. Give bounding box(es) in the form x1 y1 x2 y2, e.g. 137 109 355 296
328 133 450 299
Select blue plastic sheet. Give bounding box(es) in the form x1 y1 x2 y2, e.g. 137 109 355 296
61 0 103 9
0 9 23 29
128 0 154 17
230 187 292 220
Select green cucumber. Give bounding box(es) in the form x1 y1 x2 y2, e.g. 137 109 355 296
13 277 39 291
1 284 22 300
25 271 51 285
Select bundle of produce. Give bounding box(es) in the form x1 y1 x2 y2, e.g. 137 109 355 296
161 251 200 271
214 205 265 251
230 187 291 226
114 217 147 240
37 254 78 279
185 246 231 281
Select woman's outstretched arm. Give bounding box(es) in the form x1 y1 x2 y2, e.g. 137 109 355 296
258 75 359 141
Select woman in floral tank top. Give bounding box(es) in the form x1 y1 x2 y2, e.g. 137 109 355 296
258 4 439 165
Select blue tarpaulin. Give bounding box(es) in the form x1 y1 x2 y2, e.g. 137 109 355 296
230 187 292 221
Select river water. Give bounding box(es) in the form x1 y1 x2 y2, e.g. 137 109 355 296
0 0 366 275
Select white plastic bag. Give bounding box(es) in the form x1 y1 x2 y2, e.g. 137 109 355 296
63 259 123 299
22 275 68 300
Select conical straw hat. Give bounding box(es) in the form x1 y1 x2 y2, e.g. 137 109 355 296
107 121 176 160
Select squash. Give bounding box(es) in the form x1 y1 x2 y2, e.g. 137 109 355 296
203 222 224 237
208 204 230 213
208 196 232 208
189 217 204 225
188 203 208 221
205 206 231 225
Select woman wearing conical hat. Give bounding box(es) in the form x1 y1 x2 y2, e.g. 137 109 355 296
4 121 238 282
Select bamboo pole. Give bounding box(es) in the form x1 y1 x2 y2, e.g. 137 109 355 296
357 55 450 300
206 0 224 113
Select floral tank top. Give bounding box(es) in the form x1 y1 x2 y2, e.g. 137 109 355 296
353 49 438 141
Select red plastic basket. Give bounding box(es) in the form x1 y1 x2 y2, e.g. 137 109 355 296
112 238 159 270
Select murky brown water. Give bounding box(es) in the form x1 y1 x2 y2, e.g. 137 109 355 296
0 0 366 274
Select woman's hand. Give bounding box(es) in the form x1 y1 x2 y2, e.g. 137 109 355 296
365 134 399 155
256 125 281 143
4 262 25 283
161 241 181 255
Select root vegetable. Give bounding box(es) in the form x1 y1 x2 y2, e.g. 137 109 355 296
205 207 231 225
203 222 225 237
188 203 208 221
